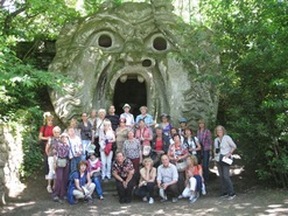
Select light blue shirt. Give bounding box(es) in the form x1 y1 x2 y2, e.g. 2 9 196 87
135 114 154 127
157 163 178 183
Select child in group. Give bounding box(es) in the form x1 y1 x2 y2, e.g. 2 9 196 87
87 152 104 200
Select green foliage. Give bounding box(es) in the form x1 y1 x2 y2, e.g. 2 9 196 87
18 108 44 178
199 0 288 187
0 0 83 177
1 0 288 186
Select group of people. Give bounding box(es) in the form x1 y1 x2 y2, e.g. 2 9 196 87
38 104 237 205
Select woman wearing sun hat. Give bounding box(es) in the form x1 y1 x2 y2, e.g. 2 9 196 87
120 103 135 128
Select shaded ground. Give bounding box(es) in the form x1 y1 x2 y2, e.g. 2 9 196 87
1 163 288 216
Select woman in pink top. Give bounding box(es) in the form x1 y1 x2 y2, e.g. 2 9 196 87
135 119 153 158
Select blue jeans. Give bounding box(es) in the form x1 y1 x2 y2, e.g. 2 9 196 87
81 140 91 160
202 150 210 182
70 156 81 174
92 176 103 197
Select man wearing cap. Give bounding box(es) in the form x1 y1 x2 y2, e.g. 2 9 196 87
120 103 135 128
135 106 155 128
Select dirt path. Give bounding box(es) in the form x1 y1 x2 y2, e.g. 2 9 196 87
1 168 288 216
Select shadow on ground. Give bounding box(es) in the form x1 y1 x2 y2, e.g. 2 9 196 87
1 161 288 216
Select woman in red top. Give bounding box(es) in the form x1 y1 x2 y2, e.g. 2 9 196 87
135 119 153 158
180 155 204 203
151 126 170 167
38 112 54 185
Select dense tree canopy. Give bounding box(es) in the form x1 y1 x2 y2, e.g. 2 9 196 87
199 0 288 186
0 0 287 185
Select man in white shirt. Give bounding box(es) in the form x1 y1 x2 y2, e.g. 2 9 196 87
157 154 179 203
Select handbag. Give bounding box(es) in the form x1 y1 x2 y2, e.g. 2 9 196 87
176 160 187 172
57 158 67 167
104 142 113 155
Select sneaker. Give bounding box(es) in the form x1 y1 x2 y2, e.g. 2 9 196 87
148 197 154 204
202 184 206 195
99 195 104 200
172 198 178 203
189 195 198 203
142 196 148 202
227 193 236 200
159 188 167 200
178 195 183 199
47 185 52 193
189 195 195 202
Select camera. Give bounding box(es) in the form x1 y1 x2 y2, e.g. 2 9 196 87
215 148 220 154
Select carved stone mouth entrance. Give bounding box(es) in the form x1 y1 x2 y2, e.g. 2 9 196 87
48 1 219 127
113 76 147 116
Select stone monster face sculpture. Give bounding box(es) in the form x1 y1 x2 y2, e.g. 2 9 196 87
49 1 218 127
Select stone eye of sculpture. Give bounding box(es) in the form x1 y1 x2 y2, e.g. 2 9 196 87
49 1 218 128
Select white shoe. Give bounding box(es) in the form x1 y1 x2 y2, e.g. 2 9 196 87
202 184 206 195
47 185 52 193
148 197 154 204
190 195 198 203
159 188 167 200
142 197 148 202
189 195 195 201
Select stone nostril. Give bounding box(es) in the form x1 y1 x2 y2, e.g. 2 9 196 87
142 59 152 67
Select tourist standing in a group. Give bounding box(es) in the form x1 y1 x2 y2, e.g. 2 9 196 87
159 113 172 137
135 106 155 129
214 125 237 200
178 117 188 137
169 127 184 144
67 126 82 173
99 119 115 180
115 118 129 153
78 112 93 160
88 109 97 127
52 132 70 203
38 112 54 192
64 117 80 137
93 108 106 157
120 103 135 128
45 126 60 193
183 128 202 163
123 130 142 181
106 105 120 131
135 119 153 159
151 126 170 167
197 119 212 182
